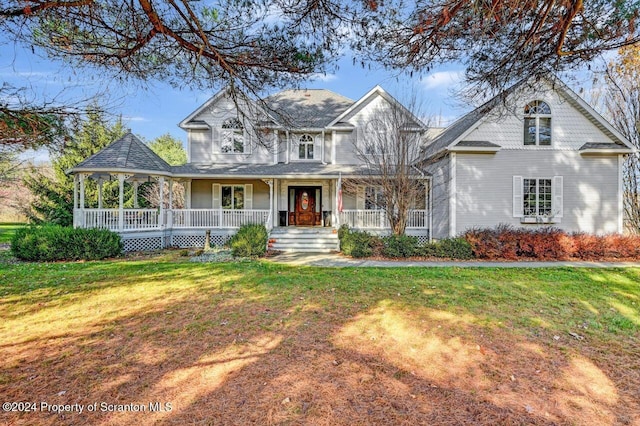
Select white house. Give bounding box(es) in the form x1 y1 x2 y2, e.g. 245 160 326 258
69 77 634 252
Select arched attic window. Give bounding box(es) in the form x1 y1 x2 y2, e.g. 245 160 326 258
524 100 551 146
221 117 245 153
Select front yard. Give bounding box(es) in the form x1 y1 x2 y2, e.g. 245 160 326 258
0 254 638 425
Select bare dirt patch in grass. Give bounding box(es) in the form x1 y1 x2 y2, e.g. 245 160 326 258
0 262 638 425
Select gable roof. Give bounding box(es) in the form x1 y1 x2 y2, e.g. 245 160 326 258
328 85 427 129
70 132 172 175
421 75 634 160
264 89 354 128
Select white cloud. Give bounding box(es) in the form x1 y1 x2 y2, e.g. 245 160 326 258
123 116 149 122
309 72 338 83
421 70 464 90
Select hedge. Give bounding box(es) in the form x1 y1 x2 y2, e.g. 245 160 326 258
11 225 122 261
464 225 640 260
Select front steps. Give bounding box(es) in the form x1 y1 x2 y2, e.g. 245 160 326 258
269 227 339 253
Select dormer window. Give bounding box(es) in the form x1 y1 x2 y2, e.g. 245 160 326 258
221 117 244 153
298 134 314 159
524 100 551 146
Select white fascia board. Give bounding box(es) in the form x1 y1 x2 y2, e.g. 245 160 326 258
448 146 501 153
178 88 230 129
68 167 173 177
580 148 634 155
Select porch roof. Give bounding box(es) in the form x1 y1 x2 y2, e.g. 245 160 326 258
171 162 372 179
70 132 172 176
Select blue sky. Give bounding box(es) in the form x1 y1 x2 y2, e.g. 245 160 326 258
2 42 470 162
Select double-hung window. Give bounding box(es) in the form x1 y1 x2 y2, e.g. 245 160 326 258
221 185 244 210
523 178 552 216
364 186 385 210
513 176 563 221
524 100 552 146
221 117 245 153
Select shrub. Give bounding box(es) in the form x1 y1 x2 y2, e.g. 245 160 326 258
382 234 419 258
464 227 502 259
228 223 268 258
338 227 376 258
416 242 438 257
436 238 474 259
571 233 601 259
11 225 122 261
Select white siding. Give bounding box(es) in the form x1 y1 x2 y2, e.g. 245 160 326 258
333 132 359 164
423 155 450 239
455 151 620 234
189 130 211 164
465 82 614 150
187 95 272 164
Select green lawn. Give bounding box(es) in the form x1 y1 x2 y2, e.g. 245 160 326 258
0 222 25 244
1 256 639 425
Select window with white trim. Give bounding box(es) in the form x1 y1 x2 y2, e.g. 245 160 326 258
365 186 385 210
513 176 563 220
298 134 314 159
523 100 551 146
221 117 245 153
221 185 244 209
523 178 552 216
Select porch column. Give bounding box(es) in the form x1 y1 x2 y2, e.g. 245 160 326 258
133 181 139 208
185 180 192 208
72 174 78 227
158 176 165 229
267 179 274 230
273 179 278 227
73 174 78 209
167 179 173 229
79 173 85 209
79 173 86 228
118 174 125 231
335 177 340 227
98 179 103 209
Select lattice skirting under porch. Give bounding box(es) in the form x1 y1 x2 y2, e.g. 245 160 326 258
119 229 235 252
170 234 231 248
122 236 165 252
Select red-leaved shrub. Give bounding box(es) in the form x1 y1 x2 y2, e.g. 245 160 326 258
463 225 640 261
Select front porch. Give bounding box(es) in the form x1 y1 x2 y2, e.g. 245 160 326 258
73 207 429 233
73 207 430 251
68 133 431 251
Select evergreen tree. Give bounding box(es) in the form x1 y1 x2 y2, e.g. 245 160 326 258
24 109 126 226
147 134 187 166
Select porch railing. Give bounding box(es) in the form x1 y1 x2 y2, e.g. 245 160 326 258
76 208 270 231
339 209 429 229
79 208 159 231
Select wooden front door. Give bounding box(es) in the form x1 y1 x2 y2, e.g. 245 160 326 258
289 187 320 226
